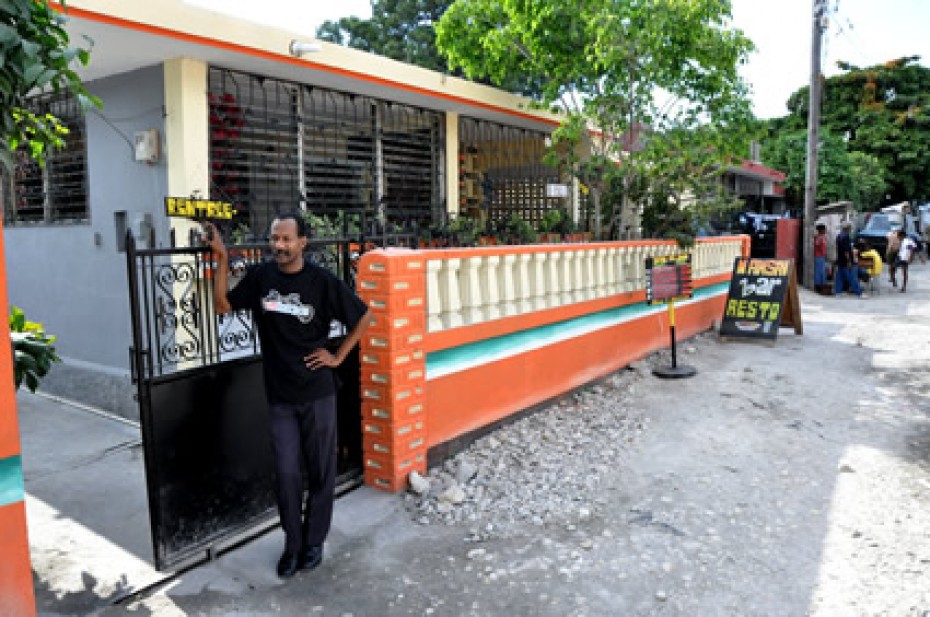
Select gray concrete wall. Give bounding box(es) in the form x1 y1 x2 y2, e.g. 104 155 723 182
6 65 170 417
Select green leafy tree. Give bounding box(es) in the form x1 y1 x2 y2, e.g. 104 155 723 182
317 1 448 72
762 130 885 210
767 57 930 205
0 0 98 171
317 0 543 96
435 0 756 242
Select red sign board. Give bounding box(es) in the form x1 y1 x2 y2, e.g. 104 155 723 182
646 254 693 305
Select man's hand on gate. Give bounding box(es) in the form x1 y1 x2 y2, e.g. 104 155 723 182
202 222 227 257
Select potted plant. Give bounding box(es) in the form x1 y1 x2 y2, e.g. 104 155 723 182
497 212 537 245
9 306 60 392
448 215 479 247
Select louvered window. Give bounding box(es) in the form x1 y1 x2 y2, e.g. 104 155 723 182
208 67 443 237
3 90 88 224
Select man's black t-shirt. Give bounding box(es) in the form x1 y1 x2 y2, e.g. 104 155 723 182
836 231 853 268
227 258 368 404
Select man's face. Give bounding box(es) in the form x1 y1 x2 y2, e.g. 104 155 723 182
269 218 307 271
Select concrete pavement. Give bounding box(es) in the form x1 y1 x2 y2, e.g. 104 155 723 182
20 260 930 615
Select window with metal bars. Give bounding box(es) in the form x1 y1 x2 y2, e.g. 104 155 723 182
458 117 561 228
2 90 88 225
208 67 443 238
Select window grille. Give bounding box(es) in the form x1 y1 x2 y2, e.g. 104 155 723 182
208 67 443 237
3 90 88 224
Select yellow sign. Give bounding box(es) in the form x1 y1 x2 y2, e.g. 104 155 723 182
165 197 235 220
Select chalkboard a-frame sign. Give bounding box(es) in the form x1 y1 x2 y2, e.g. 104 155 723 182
719 257 803 340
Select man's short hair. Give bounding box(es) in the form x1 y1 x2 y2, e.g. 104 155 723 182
272 211 308 237
816 223 826 232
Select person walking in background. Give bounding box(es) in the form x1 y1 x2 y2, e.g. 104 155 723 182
886 228 902 284
834 223 864 297
814 223 829 293
894 229 918 293
203 214 373 579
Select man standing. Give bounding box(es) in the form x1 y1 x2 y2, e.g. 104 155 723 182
833 223 863 297
813 223 828 293
203 214 372 578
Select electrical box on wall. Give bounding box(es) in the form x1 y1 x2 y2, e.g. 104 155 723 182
134 129 159 163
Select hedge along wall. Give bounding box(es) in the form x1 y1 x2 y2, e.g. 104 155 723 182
356 236 750 491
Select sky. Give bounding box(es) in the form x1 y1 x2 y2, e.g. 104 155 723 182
187 0 930 120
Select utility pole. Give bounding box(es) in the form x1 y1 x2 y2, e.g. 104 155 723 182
802 0 828 289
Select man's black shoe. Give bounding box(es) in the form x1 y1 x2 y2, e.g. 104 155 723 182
277 551 300 578
300 544 323 571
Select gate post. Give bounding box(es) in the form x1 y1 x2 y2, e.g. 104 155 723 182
0 223 37 616
356 249 428 491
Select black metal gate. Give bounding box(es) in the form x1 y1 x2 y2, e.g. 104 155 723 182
126 230 411 570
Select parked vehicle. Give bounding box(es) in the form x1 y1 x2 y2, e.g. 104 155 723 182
855 213 898 260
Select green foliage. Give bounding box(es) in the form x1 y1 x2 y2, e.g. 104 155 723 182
0 0 100 171
302 211 362 239
494 212 537 244
766 57 930 205
317 0 542 96
436 0 756 239
762 130 885 209
446 214 479 246
536 208 575 235
9 306 60 392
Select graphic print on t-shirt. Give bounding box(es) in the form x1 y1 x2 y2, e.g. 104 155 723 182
261 289 315 324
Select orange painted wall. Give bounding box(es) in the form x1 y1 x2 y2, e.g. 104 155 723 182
426 287 727 447
0 223 35 615
0 502 34 617
358 237 747 491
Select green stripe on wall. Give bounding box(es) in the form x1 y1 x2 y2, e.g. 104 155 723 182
427 282 729 379
0 456 25 507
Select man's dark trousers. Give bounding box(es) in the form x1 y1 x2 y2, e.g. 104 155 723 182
269 394 337 555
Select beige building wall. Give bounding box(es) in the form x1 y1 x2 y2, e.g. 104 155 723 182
446 113 460 219
163 57 208 241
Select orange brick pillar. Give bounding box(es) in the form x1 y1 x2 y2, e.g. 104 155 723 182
0 224 37 616
356 249 428 491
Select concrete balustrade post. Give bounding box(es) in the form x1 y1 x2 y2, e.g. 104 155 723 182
516 253 533 313
441 258 464 329
461 256 485 325
583 249 597 300
532 252 549 310
560 250 574 305
593 248 606 298
548 251 563 308
500 254 517 317
571 250 585 302
481 255 502 321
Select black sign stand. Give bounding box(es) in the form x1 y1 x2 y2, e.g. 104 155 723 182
646 254 697 379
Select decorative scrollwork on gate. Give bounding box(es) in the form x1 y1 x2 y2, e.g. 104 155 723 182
217 310 258 355
151 260 205 370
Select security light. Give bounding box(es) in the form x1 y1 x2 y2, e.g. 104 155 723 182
289 40 322 57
